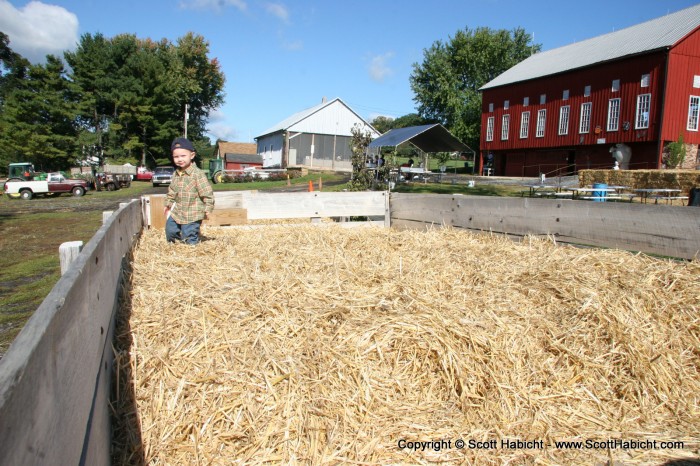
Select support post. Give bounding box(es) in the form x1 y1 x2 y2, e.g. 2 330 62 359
59 241 84 275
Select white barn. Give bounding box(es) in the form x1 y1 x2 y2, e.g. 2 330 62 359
255 97 380 172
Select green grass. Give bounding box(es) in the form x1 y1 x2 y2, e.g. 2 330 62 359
0 210 103 356
211 172 348 191
391 182 524 197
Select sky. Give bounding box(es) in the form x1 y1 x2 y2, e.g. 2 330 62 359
1 0 699 144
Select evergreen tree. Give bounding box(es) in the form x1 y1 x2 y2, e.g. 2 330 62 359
411 27 539 150
0 55 78 170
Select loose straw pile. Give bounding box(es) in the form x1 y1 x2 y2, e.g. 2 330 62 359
112 225 700 465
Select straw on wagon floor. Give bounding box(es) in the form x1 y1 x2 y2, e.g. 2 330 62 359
112 225 700 465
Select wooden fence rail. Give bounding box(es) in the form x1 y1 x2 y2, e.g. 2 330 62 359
390 193 700 260
0 200 143 466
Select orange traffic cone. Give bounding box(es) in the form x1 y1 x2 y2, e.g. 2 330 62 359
308 180 314 192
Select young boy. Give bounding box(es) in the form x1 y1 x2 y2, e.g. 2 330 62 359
164 137 214 244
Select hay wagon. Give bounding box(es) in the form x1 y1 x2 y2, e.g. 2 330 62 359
0 192 698 465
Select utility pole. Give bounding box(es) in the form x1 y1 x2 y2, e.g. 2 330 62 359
184 103 189 138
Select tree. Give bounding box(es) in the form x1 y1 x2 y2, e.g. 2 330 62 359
664 134 686 169
393 113 432 129
410 27 540 150
0 32 29 110
64 32 225 167
370 115 394 134
0 55 78 170
348 124 374 191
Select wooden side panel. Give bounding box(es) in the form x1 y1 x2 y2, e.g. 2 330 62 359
205 209 247 226
146 191 388 228
0 201 143 466
244 191 387 220
149 195 166 230
390 193 700 259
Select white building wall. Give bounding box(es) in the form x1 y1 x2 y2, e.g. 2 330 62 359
256 133 284 168
288 100 379 138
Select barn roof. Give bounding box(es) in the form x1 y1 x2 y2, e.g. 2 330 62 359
481 3 700 90
216 141 257 157
368 124 469 153
256 97 379 138
224 153 262 164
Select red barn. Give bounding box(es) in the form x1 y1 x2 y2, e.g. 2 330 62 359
213 141 261 170
479 4 700 177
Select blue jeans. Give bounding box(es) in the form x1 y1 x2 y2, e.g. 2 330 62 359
165 216 202 244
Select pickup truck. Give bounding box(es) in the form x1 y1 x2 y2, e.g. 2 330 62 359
4 172 89 200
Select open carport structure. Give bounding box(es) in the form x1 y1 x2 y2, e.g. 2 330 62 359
368 123 473 166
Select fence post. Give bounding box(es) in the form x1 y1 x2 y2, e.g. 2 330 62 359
102 211 113 224
59 241 84 275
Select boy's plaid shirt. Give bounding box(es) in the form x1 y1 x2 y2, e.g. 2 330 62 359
166 164 214 223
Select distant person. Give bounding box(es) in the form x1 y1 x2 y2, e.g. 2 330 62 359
408 158 415 167
164 137 214 245
377 156 384 167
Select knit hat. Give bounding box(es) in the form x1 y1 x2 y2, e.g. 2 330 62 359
171 137 195 152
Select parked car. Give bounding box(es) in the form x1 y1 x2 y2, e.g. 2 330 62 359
135 166 153 181
152 166 175 187
4 172 89 200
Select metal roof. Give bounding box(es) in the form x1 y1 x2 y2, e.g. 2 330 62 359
256 97 378 138
481 3 700 90
368 124 469 152
224 153 262 164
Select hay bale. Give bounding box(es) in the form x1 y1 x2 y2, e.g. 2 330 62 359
112 225 700 465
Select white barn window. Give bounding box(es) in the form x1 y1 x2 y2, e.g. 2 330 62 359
523 96 529 106
501 114 510 140
504 100 510 110
559 106 570 135
688 96 699 131
488 103 494 112
584 85 591 97
562 89 569 100
612 79 620 92
536 109 546 137
539 94 546 105
579 102 592 134
520 111 530 138
635 94 651 129
641 74 650 87
486 116 495 141
607 98 620 131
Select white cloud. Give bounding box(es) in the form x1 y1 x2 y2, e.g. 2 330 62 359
368 52 394 83
179 0 247 12
265 3 289 23
206 109 240 142
0 0 79 63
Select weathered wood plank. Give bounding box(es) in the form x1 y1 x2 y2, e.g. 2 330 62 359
146 191 388 228
205 209 247 226
0 200 143 466
390 193 700 259
244 192 387 220
149 195 166 230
